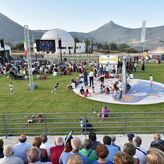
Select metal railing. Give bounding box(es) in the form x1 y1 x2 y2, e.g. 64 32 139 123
0 112 164 137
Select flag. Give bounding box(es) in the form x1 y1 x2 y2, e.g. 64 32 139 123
24 42 27 57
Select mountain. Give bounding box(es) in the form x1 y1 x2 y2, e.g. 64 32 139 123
1 12 164 49
87 21 164 49
0 13 45 44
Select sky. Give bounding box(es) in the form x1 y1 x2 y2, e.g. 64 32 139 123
0 0 164 32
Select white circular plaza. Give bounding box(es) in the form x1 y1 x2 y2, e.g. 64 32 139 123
73 78 164 105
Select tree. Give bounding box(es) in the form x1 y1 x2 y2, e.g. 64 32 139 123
85 39 90 53
74 37 80 43
74 37 80 53
109 42 117 51
118 43 129 52
13 43 24 51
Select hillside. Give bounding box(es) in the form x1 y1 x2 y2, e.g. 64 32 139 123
1 12 164 49
0 13 45 44
87 21 164 49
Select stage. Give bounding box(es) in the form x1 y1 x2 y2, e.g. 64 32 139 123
73 78 164 105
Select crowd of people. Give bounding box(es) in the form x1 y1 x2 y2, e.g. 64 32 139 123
0 56 151 99
0 132 164 164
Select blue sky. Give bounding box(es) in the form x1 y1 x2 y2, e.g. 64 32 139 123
0 0 164 32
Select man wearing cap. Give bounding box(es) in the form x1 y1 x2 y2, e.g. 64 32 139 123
13 134 31 164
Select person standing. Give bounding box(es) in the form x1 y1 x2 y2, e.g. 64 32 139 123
134 62 137 72
141 61 145 71
9 82 14 94
149 75 153 87
83 70 88 87
51 83 59 94
89 69 94 87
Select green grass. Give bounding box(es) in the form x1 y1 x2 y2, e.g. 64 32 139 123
0 63 163 115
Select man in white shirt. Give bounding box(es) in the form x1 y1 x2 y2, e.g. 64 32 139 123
89 69 94 87
40 134 53 157
133 136 147 164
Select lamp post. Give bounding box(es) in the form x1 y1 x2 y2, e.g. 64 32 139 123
58 38 62 62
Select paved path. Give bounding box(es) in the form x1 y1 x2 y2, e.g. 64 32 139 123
1 134 164 151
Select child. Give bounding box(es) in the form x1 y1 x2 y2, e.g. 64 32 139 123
9 82 14 94
80 86 85 95
84 89 91 97
51 83 59 94
150 75 153 87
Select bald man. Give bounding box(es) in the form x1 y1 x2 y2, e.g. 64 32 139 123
13 134 31 163
50 137 64 164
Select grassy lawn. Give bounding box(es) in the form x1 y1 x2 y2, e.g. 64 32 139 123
0 63 163 114
0 63 163 135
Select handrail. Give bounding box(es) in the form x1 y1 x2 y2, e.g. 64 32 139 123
0 112 164 137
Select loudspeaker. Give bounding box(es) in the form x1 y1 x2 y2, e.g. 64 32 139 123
1 39 4 48
58 39 62 49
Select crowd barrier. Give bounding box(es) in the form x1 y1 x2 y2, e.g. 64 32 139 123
0 112 164 138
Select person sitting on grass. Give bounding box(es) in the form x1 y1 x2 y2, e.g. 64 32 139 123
37 114 45 123
81 119 93 133
67 79 76 89
93 106 110 120
27 115 35 123
42 73 47 80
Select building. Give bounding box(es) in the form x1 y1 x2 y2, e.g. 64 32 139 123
75 43 86 53
34 28 85 55
41 28 74 54
0 43 11 63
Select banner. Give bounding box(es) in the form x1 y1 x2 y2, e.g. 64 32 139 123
99 55 118 64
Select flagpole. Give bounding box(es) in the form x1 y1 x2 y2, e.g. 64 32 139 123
141 21 146 54
24 25 35 90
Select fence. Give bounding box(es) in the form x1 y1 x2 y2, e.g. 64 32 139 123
0 112 164 138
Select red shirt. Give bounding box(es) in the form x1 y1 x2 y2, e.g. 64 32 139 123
50 146 64 164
